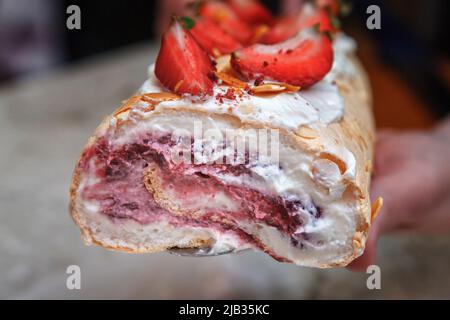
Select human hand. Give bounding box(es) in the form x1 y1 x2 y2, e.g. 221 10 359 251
349 121 450 270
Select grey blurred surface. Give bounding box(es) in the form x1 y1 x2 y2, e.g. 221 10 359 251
0 44 449 299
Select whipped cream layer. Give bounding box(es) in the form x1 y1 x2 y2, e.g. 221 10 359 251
139 35 357 130
91 110 359 266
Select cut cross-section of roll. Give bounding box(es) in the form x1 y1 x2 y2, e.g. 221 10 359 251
70 32 376 267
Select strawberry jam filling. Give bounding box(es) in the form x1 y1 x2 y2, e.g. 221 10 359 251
79 134 322 250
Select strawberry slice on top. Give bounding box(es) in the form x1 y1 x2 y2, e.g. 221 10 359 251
199 1 253 44
190 17 242 57
155 19 215 96
261 5 335 44
231 28 333 88
227 0 274 25
259 15 300 45
317 0 340 16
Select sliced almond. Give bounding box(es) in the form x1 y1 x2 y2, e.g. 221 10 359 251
371 197 383 222
113 105 132 117
215 71 249 89
264 82 301 92
250 82 301 95
352 232 365 249
114 95 142 116
141 92 181 103
141 92 181 112
296 126 319 139
276 82 301 92
114 93 181 116
215 55 232 73
318 152 347 174
250 83 287 94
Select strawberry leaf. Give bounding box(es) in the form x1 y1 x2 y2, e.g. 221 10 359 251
180 16 196 30
327 7 341 29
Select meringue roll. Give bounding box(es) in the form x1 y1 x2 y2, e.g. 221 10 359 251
70 30 375 267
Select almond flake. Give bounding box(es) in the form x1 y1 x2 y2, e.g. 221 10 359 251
371 197 383 222
263 82 300 92
250 82 301 95
276 82 301 92
215 71 248 89
140 92 181 112
318 152 347 174
215 55 232 73
114 96 141 116
352 232 364 248
141 92 181 103
296 126 319 139
250 84 286 94
113 105 132 117
114 93 181 117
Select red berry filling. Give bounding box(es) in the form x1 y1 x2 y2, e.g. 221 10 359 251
78 133 323 253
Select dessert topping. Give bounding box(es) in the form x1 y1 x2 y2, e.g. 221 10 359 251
155 19 215 96
231 28 333 88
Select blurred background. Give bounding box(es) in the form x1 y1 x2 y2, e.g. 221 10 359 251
0 0 449 299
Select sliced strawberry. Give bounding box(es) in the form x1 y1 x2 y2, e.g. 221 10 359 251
227 0 273 25
316 0 340 16
231 29 333 88
260 15 299 45
190 17 242 56
155 20 214 96
261 5 334 44
199 1 253 44
302 8 335 33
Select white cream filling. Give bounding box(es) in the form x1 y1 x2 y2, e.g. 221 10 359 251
106 113 358 266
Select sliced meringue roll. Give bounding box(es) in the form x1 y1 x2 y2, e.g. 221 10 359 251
70 35 375 268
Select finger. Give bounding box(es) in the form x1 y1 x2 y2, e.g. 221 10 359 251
372 130 399 172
